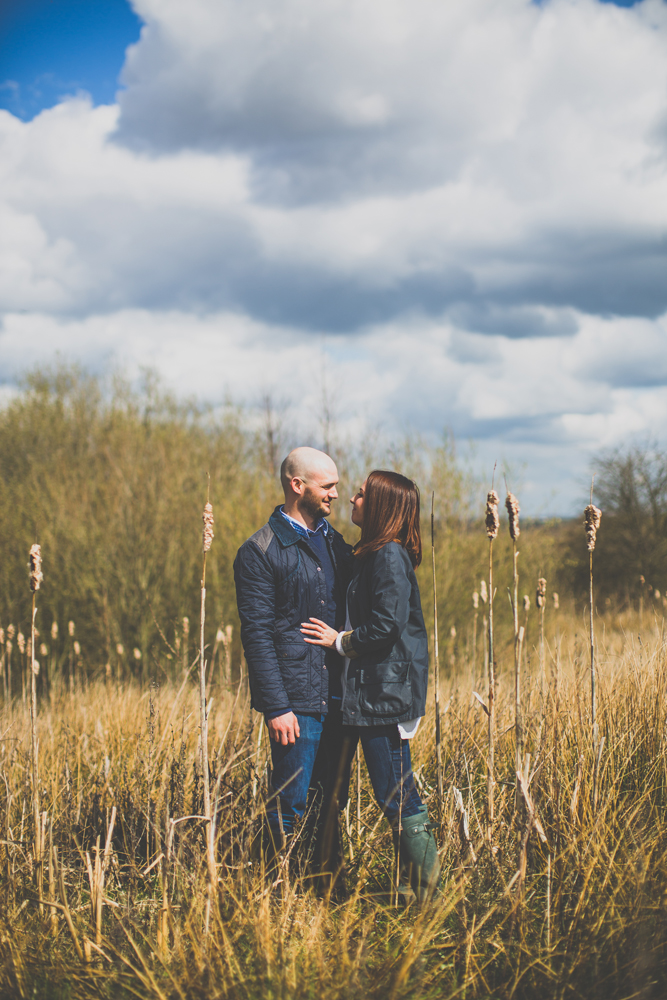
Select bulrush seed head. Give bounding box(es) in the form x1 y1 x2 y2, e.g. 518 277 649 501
536 577 547 608
7 625 14 641
68 620 75 637
584 504 602 551
203 502 214 552
29 543 43 592
505 492 520 540
73 641 81 656
480 579 488 604
51 621 58 640
473 591 479 609
523 595 530 611
485 490 500 540
40 643 48 658
17 633 25 654
553 592 560 610
0 628 4 644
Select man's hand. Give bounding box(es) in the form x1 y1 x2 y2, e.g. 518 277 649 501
267 711 301 745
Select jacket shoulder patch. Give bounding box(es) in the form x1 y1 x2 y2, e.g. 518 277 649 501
250 523 274 555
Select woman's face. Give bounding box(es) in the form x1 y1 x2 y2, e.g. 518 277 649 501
350 479 366 527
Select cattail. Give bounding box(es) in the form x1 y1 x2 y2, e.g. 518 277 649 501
17 633 25 655
133 648 142 661
553 592 559 610
523 595 530 612
51 622 58 640
472 591 479 609
116 643 124 656
29 544 43 592
202 502 214 553
505 492 520 540
68 621 75 637
7 625 14 641
450 626 456 639
536 578 547 608
484 486 499 840
480 580 488 604
40 643 48 658
584 504 602 551
0 628 4 645
5 640 11 655
485 491 500 539
73 641 81 656
183 617 189 639
655 589 661 601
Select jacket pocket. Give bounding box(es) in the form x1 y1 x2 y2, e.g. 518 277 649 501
275 638 308 663
358 661 412 717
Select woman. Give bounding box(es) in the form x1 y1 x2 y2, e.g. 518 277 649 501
301 469 440 903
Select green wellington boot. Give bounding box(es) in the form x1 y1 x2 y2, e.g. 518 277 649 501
392 828 417 907
397 805 441 903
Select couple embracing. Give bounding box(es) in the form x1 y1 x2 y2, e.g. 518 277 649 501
234 447 440 902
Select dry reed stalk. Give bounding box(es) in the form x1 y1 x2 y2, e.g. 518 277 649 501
472 591 479 675
584 497 601 734
200 498 217 912
28 543 42 911
480 580 489 682
431 493 444 811
485 489 499 841
537 578 547 702
506 491 521 809
182 616 189 676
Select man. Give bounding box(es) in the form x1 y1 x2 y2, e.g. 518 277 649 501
233 446 354 882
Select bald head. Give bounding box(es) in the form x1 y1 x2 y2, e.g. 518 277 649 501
280 447 337 492
280 447 339 527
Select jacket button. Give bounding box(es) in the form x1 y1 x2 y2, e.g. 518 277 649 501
321 600 325 605
317 567 321 572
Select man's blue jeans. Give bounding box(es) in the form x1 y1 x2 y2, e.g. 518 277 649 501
267 707 354 873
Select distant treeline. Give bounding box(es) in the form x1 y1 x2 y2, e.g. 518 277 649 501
0 366 655 683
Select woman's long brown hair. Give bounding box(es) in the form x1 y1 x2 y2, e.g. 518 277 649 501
354 470 422 567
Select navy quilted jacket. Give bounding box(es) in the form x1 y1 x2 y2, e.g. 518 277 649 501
233 507 354 716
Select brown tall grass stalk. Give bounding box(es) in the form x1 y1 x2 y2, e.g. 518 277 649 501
431 492 443 812
506 491 521 809
537 577 547 701
28 543 43 911
200 498 216 915
485 488 499 840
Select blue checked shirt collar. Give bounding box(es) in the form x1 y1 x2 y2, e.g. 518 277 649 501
279 506 330 540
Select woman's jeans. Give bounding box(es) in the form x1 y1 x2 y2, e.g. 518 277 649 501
356 725 423 822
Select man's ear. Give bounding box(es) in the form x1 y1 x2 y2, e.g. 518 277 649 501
290 477 306 496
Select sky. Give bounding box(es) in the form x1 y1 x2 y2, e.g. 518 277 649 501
0 0 666 515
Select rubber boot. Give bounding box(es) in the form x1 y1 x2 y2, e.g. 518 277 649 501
392 828 417 907
397 805 441 903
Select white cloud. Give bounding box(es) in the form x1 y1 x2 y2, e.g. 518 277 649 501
1 0 667 512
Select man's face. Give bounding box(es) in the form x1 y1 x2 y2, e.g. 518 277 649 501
297 467 339 520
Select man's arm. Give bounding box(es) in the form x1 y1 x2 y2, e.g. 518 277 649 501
233 538 293 718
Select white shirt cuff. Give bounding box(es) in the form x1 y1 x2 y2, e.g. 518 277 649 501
334 631 345 656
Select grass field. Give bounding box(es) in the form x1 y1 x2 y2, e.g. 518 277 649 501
1 604 666 1000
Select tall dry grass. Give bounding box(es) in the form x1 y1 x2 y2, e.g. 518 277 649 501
0 609 666 999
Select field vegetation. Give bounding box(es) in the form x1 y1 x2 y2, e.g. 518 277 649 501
0 367 665 998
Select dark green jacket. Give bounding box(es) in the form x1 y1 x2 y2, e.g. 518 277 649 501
340 542 429 727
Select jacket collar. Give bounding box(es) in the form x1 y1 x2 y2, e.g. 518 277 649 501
269 506 302 547
269 505 337 549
